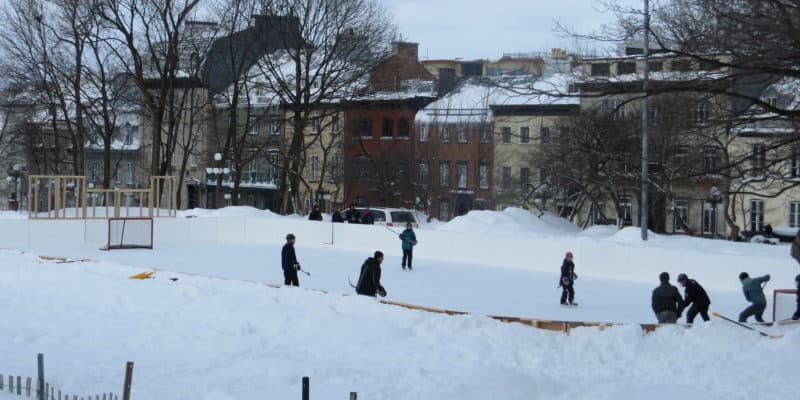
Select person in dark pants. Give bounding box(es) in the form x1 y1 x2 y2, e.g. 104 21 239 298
559 251 577 306
356 251 387 297
308 205 323 221
331 208 344 223
362 208 375 224
738 272 770 322
399 222 417 270
652 272 683 323
344 204 361 224
792 274 800 320
677 273 711 323
281 233 300 286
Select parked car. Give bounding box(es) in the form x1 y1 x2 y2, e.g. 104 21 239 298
355 207 419 228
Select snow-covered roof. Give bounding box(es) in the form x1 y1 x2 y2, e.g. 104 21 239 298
416 73 579 124
732 77 800 136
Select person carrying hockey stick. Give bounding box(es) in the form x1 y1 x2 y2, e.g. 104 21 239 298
738 272 770 322
356 251 387 297
281 233 301 286
559 251 577 306
677 273 711 323
399 222 417 270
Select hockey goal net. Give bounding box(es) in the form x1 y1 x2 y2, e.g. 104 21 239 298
773 289 797 321
105 217 153 250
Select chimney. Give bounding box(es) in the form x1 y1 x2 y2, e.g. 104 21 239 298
392 41 419 61
438 68 456 97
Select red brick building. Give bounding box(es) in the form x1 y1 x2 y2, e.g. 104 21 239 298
342 42 436 207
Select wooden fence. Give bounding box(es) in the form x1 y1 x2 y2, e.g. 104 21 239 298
1 354 132 400
26 176 177 219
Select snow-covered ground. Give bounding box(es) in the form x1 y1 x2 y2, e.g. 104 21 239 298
0 207 797 399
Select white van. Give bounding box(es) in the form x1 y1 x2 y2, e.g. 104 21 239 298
356 207 419 228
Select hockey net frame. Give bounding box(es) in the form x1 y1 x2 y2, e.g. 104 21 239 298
772 289 797 321
104 217 154 250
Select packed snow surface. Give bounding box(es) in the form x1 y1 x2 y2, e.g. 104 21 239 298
0 207 797 399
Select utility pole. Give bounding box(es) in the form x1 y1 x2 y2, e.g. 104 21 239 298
641 0 651 241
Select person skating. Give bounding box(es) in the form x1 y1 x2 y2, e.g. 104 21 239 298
399 222 417 270
355 251 387 297
559 251 577 306
677 273 711 323
281 233 300 286
651 272 683 323
738 272 770 322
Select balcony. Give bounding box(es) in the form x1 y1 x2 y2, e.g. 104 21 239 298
205 171 280 189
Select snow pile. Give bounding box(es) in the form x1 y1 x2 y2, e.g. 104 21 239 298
435 207 579 236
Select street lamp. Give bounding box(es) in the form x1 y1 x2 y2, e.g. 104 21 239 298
707 186 722 238
6 164 23 211
206 152 231 209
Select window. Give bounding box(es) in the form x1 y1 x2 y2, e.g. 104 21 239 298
617 62 636 75
519 167 530 189
124 123 136 145
329 155 341 183
246 148 258 173
703 146 719 172
247 116 260 135
332 115 340 134
591 63 610 76
673 146 689 170
559 127 570 143
765 96 778 108
267 150 280 182
440 126 451 143
648 103 658 125
114 165 121 184
539 168 550 184
88 161 98 182
479 162 489 189
418 161 429 187
648 61 663 72
501 127 511 143
439 161 450 187
619 196 632 225
125 161 134 185
671 60 691 72
270 118 281 135
311 155 320 181
789 202 800 228
457 162 468 189
501 166 511 189
520 127 530 144
674 199 689 232
439 199 450 222
480 128 491 143
418 125 429 142
357 118 372 138
398 118 410 138
749 199 764 232
702 201 717 235
540 127 550 144
88 124 101 144
382 117 393 138
790 149 800 177
311 116 320 134
692 100 710 125
601 99 624 120
457 127 468 143
751 144 766 176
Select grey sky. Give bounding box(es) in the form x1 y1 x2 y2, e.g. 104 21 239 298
377 0 643 60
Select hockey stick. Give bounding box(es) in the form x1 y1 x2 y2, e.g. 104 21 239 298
298 267 310 276
711 312 783 339
382 225 399 235
347 276 357 289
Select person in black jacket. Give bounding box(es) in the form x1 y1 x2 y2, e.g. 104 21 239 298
331 208 344 223
792 274 800 321
281 233 300 286
308 205 323 221
677 273 711 323
355 251 386 297
652 272 683 323
559 251 577 306
344 204 361 224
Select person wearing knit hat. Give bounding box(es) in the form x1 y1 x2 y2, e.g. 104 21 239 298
651 272 683 323
738 271 770 322
559 251 577 306
677 273 711 323
281 233 301 286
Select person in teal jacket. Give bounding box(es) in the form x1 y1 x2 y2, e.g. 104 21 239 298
738 272 770 322
399 222 417 270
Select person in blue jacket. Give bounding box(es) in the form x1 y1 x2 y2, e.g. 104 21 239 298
738 272 770 322
399 222 417 270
